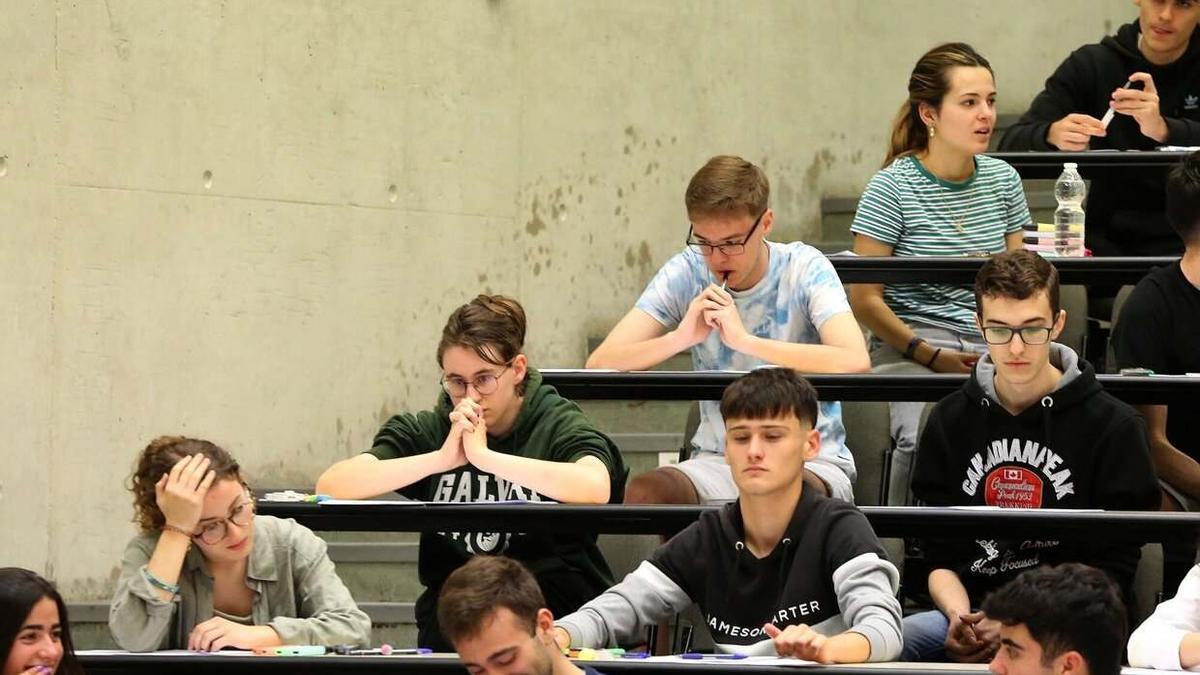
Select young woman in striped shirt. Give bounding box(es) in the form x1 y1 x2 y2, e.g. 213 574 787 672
847 43 1029 505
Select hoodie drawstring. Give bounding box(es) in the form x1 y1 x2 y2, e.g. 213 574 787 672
772 537 793 616
973 398 992 464
1041 396 1054 446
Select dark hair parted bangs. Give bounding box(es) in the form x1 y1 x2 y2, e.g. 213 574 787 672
719 368 819 429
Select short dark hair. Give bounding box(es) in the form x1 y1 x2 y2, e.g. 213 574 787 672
437 556 545 646
982 564 1125 675
0 568 84 675
719 368 819 429
974 249 1060 317
1166 150 1200 243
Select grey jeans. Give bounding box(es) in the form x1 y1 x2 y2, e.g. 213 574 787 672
870 322 986 506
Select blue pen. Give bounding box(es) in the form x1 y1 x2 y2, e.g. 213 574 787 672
621 651 650 659
681 652 748 660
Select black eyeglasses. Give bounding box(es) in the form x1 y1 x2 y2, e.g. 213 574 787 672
441 363 512 398
194 493 255 545
686 209 766 257
981 326 1053 345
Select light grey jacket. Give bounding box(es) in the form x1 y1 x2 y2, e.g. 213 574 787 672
109 515 371 651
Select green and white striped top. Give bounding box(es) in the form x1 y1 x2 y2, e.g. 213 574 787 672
850 154 1030 334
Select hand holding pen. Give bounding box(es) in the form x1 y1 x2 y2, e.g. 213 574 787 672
1107 73 1168 142
702 273 749 351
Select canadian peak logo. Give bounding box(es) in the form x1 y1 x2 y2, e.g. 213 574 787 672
985 466 1043 508
961 438 1075 500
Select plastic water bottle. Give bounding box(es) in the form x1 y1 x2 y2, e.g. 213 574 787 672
1053 163 1086 257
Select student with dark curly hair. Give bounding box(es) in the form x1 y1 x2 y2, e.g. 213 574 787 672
984 564 1126 675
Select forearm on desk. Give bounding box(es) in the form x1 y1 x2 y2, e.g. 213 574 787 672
471 453 610 503
586 330 689 371
825 631 872 664
558 560 691 648
315 453 445 499
739 335 869 373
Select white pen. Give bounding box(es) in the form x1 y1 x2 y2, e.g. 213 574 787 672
1101 79 1134 129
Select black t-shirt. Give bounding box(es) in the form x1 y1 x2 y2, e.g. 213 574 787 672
1113 262 1200 462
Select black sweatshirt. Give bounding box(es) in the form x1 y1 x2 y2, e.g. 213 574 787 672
558 487 903 660
999 19 1200 255
912 345 1159 605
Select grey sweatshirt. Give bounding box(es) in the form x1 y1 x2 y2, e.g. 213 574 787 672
557 488 902 660
109 515 371 651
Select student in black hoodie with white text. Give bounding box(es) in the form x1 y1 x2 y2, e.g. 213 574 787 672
1000 0 1200 256
554 368 902 663
904 250 1159 662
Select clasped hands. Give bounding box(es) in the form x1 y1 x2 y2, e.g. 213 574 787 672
944 611 1001 663
436 398 493 473
676 283 749 351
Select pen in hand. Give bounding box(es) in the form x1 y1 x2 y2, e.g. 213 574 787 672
1101 78 1134 128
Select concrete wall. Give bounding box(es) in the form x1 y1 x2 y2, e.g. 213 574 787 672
0 1 1134 596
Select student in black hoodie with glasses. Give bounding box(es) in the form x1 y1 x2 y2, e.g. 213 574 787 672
904 250 1159 663
553 368 902 663
1000 0 1200 257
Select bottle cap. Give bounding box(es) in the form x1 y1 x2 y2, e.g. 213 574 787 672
1064 162 1078 169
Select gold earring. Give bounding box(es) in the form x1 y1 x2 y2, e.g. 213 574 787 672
929 125 936 138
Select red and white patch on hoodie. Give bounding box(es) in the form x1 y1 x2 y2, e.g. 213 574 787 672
984 466 1044 508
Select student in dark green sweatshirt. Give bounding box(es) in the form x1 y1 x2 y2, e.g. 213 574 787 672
316 295 627 651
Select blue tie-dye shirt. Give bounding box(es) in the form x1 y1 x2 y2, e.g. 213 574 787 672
635 240 855 482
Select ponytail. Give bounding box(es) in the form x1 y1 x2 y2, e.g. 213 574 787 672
883 42 993 167
884 100 929 167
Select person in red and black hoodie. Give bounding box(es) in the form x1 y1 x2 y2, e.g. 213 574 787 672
905 250 1159 663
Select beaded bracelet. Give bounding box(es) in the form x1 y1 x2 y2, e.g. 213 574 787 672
141 566 181 595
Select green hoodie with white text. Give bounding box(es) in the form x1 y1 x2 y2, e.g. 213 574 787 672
368 368 627 649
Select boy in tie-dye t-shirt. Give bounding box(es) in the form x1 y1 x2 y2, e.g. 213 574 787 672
587 155 869 504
